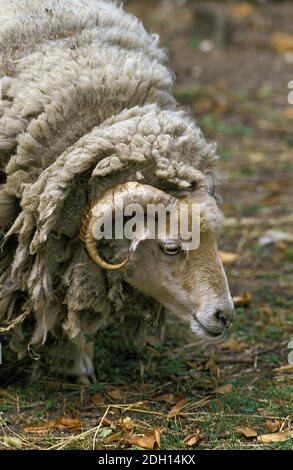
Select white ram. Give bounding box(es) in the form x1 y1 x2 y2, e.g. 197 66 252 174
0 0 234 383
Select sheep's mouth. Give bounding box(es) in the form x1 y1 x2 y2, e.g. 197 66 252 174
193 318 224 339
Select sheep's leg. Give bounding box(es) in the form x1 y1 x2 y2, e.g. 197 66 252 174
73 344 97 385
46 339 97 384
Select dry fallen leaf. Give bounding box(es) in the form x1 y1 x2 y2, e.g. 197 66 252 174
91 393 105 406
126 428 161 449
270 33 293 53
219 251 240 264
233 292 252 306
236 426 258 438
154 428 161 448
55 417 82 431
262 194 281 205
265 420 281 433
248 152 266 163
108 388 124 400
274 364 293 374
121 416 136 431
231 3 255 18
214 383 233 394
23 424 52 434
263 179 290 191
156 393 176 404
276 241 287 251
257 429 293 443
23 416 81 434
283 107 293 121
217 338 247 352
205 359 220 377
146 335 160 346
101 417 116 428
103 431 123 445
167 399 188 418
186 361 200 369
184 430 201 446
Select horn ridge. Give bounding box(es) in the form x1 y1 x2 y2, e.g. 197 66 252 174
80 182 177 270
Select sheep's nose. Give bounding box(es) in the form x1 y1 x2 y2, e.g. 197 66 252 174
214 308 235 330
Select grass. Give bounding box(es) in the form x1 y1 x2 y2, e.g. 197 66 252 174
200 115 253 137
1 287 292 450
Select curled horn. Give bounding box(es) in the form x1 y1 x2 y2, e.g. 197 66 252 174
80 182 176 270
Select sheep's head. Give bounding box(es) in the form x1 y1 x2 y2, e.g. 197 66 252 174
81 182 234 340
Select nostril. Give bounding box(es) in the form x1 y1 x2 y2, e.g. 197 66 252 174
215 310 231 329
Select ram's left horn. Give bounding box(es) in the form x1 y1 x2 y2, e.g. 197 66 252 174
80 182 177 270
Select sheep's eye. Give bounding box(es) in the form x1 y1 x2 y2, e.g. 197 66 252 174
161 243 181 256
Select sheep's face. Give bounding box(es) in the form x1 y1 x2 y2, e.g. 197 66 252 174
125 192 234 340
81 182 234 340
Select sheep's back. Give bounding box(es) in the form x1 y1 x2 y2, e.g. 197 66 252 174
0 0 174 178
0 1 218 357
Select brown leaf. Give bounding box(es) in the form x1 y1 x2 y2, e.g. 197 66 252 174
283 107 293 121
219 251 240 264
231 3 255 18
23 424 53 434
156 393 176 404
217 338 247 352
126 428 161 450
276 241 287 251
146 335 160 347
274 364 293 374
214 383 233 394
270 33 293 53
55 417 81 432
263 194 281 205
237 426 258 438
186 361 200 369
263 179 290 191
205 359 220 377
103 431 123 445
23 417 81 434
184 430 201 446
265 420 281 433
167 399 188 418
108 388 124 401
248 152 266 163
233 292 252 306
154 427 161 448
91 393 105 406
100 417 115 428
121 416 136 430
257 430 293 443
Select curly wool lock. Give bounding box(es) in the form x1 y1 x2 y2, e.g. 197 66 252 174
0 0 219 376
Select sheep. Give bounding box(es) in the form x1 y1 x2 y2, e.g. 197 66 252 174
0 0 234 383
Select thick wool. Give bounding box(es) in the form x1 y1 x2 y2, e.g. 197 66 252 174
0 0 218 373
